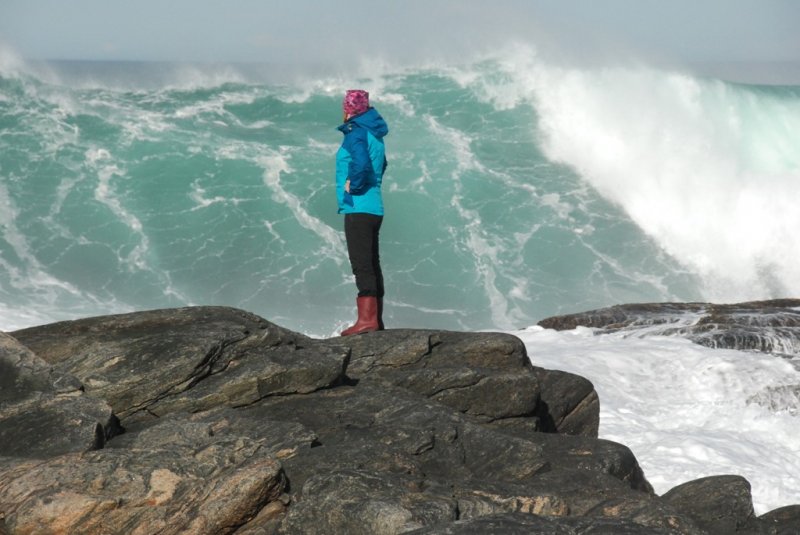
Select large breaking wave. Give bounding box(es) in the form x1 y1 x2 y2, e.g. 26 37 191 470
1 44 798 336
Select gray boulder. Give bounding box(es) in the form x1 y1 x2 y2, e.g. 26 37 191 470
760 504 800 535
538 299 800 356
343 329 598 437
0 332 117 458
279 469 458 534
12 306 345 427
232 381 655 534
0 437 286 534
661 475 759 534
407 513 693 534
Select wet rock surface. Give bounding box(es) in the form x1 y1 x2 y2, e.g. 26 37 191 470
0 332 118 459
538 299 800 357
0 305 796 534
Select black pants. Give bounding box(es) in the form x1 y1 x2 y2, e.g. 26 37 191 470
344 213 384 298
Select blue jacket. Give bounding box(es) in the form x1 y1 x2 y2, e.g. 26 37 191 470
336 107 388 215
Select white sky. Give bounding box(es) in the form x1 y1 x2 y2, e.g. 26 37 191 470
1 0 799 67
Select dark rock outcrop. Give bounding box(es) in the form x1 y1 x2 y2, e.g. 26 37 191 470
760 505 800 534
661 475 760 534
12 306 340 427
538 299 800 357
0 332 118 458
344 329 599 437
0 439 287 534
0 305 797 534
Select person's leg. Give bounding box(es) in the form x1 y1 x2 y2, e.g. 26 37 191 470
371 215 384 296
370 216 385 329
342 213 381 335
345 213 379 297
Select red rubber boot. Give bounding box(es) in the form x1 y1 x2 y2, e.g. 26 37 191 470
341 296 380 336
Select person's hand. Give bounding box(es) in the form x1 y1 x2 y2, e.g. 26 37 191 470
345 179 350 193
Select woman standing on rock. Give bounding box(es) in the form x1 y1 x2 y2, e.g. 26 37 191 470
336 89 389 336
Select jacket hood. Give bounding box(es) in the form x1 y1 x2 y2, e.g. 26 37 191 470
338 107 388 138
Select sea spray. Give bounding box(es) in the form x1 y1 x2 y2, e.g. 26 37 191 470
515 324 800 514
462 46 800 304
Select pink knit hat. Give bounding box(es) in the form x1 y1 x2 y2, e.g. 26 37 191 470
343 89 370 117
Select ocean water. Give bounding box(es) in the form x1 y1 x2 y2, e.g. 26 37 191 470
2 49 800 334
2 45 799 512
2 49 799 335
517 324 800 515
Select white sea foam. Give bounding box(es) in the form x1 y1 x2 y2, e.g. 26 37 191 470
257 148 346 264
0 44 27 79
173 89 258 120
425 115 525 329
0 183 80 297
389 159 433 193
188 181 230 210
85 148 189 305
461 45 800 304
514 325 800 515
0 182 96 332
88 149 148 270
159 63 248 91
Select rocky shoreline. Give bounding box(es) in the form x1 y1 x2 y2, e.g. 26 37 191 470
1 303 799 534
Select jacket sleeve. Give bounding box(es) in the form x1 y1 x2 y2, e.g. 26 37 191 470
343 126 374 195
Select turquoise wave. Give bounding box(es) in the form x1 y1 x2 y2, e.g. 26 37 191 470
1 55 798 336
